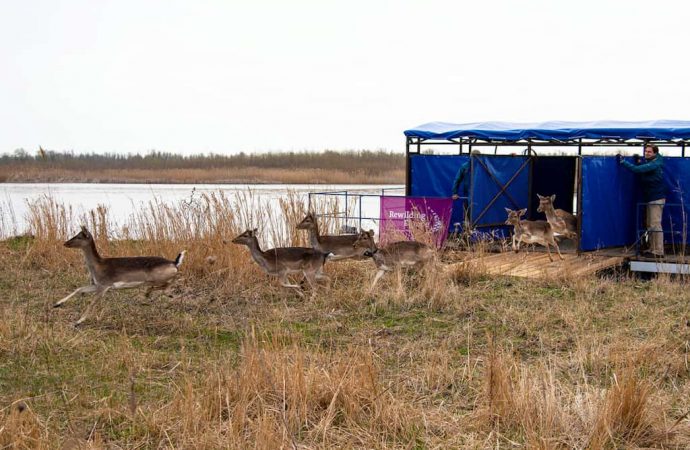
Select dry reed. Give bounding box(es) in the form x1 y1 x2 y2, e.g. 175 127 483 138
1 190 689 448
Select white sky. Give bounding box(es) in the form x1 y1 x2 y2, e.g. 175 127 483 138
1 0 688 155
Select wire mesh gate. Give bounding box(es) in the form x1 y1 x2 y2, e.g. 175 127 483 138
307 186 405 235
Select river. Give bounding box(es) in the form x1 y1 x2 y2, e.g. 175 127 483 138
0 183 402 239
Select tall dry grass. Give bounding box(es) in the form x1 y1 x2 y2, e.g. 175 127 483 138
1 191 690 448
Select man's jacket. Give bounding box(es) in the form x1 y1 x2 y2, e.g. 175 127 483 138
621 154 666 202
452 161 470 197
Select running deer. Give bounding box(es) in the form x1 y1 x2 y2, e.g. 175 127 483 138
536 194 578 241
352 230 435 292
231 229 332 297
296 213 368 260
504 208 563 261
54 226 185 326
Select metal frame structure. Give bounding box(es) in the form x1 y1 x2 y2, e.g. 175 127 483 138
307 187 405 233
404 131 690 272
405 136 690 195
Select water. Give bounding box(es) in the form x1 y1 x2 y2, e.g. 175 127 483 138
0 183 402 238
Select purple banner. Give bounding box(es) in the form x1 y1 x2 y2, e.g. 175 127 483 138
379 196 453 248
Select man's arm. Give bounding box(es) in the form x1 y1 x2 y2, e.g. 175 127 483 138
621 157 663 173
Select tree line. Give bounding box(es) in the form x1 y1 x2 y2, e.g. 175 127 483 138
2 149 404 174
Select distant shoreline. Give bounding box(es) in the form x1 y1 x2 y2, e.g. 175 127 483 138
0 150 405 185
1 180 404 185
0 170 404 185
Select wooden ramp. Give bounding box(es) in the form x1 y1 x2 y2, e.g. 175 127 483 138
452 251 626 279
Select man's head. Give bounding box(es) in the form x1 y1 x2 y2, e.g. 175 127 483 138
644 144 659 160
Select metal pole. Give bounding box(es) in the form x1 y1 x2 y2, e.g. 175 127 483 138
527 154 533 219
358 194 363 233
635 202 640 256
576 156 582 255
469 155 474 227
405 137 411 196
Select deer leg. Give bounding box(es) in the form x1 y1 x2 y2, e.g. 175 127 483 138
368 269 387 293
74 286 111 326
303 271 320 298
545 241 554 262
54 285 98 308
315 268 331 284
279 274 305 298
553 239 564 260
145 282 171 299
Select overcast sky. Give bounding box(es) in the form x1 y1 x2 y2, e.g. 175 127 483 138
1 0 688 155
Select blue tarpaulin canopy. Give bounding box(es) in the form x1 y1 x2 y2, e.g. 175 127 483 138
404 120 690 142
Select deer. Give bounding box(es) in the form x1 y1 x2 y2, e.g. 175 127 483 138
296 212 368 260
54 226 185 326
352 230 435 293
536 194 578 241
504 208 563 262
231 229 332 297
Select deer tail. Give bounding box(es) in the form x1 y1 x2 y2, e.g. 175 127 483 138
175 250 186 268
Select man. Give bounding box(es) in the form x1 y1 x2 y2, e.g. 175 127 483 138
451 160 470 202
617 144 667 257
451 150 480 229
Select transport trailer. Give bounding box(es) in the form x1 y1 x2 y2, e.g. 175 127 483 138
404 120 690 275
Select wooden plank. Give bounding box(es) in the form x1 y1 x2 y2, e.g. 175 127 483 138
465 251 525 273
473 252 558 276
510 254 576 277
504 254 556 276
571 256 624 277
520 255 623 279
485 253 545 275
446 251 625 279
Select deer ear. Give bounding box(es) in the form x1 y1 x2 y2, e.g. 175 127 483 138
252 228 258 234
80 225 87 233
519 208 527 216
504 207 512 213
369 229 374 237
550 194 556 202
537 194 543 199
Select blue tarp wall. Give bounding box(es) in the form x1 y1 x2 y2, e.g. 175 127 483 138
470 156 529 231
410 155 532 235
411 154 690 250
409 154 469 231
661 158 690 246
580 157 637 251
575 156 690 251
